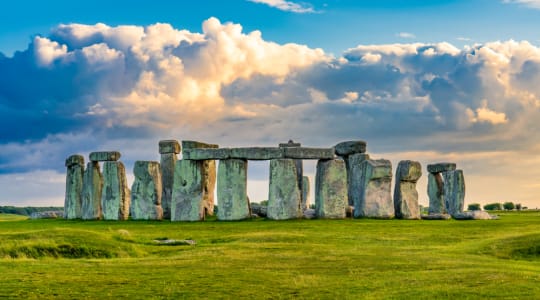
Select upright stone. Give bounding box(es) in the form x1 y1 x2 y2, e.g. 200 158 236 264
427 173 445 214
315 159 347 219
393 160 422 219
131 161 163 220
171 160 205 221
302 176 310 211
217 159 251 221
182 140 218 216
159 140 180 220
101 161 130 220
352 159 394 219
279 140 304 208
443 170 465 216
64 155 84 219
346 153 370 205
81 161 103 220
267 159 302 220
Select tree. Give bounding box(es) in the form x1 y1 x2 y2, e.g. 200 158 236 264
503 202 515 211
483 203 502 211
516 203 522 210
467 203 481 211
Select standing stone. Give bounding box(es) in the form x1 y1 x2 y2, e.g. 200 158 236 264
443 170 465 216
352 159 394 219
279 140 304 208
315 159 347 219
81 161 103 220
171 160 205 221
302 176 310 211
428 173 445 214
182 140 218 217
346 153 370 205
267 159 302 220
217 159 251 221
131 161 163 220
64 155 85 219
101 161 130 221
159 140 181 220
393 160 422 219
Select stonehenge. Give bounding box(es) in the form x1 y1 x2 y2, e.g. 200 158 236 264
64 139 471 222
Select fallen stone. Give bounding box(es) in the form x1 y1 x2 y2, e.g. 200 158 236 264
230 147 283 160
302 176 310 211
334 140 367 156
89 151 121 162
303 208 316 219
394 160 422 220
268 159 302 220
443 170 465 216
160 153 177 220
153 239 196 245
453 210 495 220
217 159 251 220
64 155 84 219
182 148 231 160
30 211 64 219
171 160 205 221
352 159 394 219
421 213 451 220
131 161 163 220
427 163 456 174
427 173 445 214
345 153 370 206
159 140 181 154
315 159 347 219
101 161 130 221
81 161 103 220
250 203 268 217
283 147 335 160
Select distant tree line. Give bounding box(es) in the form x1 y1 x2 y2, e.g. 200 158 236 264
467 202 524 211
0 206 63 216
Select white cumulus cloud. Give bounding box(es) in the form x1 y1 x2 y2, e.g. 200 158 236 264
248 0 315 13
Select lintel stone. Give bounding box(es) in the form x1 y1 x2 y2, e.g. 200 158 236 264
282 147 334 160
334 140 367 156
427 163 456 174
89 151 121 162
230 147 283 160
183 148 231 160
159 140 181 154
182 140 218 150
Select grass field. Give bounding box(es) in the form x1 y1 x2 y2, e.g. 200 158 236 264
0 211 539 299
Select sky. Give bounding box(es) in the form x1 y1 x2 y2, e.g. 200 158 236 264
1 0 540 209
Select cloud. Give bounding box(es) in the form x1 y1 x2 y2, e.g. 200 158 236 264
396 32 416 39
248 0 315 13
503 0 540 9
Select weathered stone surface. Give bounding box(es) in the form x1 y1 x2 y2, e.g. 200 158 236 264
181 140 219 153
454 210 494 220
302 176 310 211
443 170 465 216
101 162 130 221
202 159 216 216
352 159 394 219
159 140 181 154
251 203 267 217
81 161 103 220
334 140 367 156
278 141 304 210
31 211 64 219
421 213 451 220
89 151 121 162
428 173 445 214
345 153 370 206
394 160 422 220
171 160 205 221
160 153 177 220
182 148 231 160
217 159 251 220
268 159 302 220
315 159 347 219
279 140 301 148
303 208 316 219
64 155 84 219
131 161 163 220
283 147 335 160
65 154 84 167
427 163 456 174
230 147 283 160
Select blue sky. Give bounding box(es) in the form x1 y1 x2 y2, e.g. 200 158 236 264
1 0 540 208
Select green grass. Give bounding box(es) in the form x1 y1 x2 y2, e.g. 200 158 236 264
0 212 539 299
0 213 28 221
